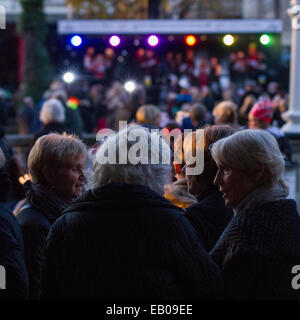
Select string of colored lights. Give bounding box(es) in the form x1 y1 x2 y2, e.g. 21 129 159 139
70 34 273 48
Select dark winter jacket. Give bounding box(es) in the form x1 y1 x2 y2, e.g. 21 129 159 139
42 183 223 300
0 203 29 299
185 185 234 252
210 199 300 300
16 182 67 299
33 122 69 143
64 107 83 137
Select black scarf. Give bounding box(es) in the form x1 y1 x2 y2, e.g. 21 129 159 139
24 180 68 223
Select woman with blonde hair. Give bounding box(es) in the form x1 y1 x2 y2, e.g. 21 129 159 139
17 133 87 299
213 101 239 130
210 129 300 299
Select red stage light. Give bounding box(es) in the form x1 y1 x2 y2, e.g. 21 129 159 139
185 35 196 46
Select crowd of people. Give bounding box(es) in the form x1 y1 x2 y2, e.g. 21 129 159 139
80 43 271 89
0 120 299 300
0 44 286 140
0 44 299 300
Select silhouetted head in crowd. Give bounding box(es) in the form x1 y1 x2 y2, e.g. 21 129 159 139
39 98 65 126
248 99 274 130
213 101 238 127
184 125 233 199
189 103 207 128
135 105 161 128
51 89 68 105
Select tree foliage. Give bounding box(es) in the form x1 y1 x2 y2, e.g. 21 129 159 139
66 0 149 19
18 0 53 104
162 0 224 19
65 0 225 19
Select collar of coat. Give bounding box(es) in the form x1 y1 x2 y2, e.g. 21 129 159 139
210 199 300 265
63 183 185 215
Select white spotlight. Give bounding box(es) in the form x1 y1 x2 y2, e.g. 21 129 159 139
124 81 136 93
63 72 75 83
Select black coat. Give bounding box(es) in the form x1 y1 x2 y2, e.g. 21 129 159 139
185 186 234 252
16 205 53 299
33 122 69 143
210 199 300 300
16 186 66 300
0 203 29 299
42 183 223 299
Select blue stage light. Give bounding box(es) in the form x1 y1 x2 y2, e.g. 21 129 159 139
70 35 82 47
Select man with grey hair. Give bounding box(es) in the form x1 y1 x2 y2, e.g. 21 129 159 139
40 98 65 125
42 126 223 299
33 98 67 142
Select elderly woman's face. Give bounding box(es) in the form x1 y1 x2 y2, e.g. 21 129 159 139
50 155 86 202
214 165 257 209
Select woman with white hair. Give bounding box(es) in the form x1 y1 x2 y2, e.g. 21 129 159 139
33 98 67 142
210 129 300 299
42 125 223 299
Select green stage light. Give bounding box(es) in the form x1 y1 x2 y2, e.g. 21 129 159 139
260 34 271 45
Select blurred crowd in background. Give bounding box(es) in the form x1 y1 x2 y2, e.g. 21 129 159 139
0 43 287 136
0 44 292 207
